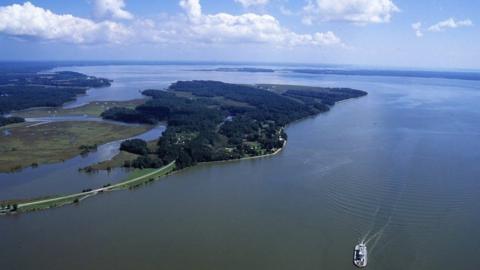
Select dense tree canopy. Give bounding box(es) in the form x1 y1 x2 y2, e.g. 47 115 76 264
102 80 367 170
120 139 149 156
0 116 25 127
284 88 367 105
0 71 111 114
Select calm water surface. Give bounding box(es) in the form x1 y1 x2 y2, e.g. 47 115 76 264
0 123 165 199
1 65 480 270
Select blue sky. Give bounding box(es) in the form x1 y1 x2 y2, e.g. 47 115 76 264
0 0 478 69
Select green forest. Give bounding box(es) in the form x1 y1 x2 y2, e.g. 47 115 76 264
103 80 367 170
0 70 111 114
0 116 24 127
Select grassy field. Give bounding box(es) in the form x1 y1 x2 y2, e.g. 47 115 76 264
174 91 253 108
15 193 93 213
256 84 330 94
82 151 140 171
82 138 160 172
0 121 150 172
108 161 176 190
11 99 147 118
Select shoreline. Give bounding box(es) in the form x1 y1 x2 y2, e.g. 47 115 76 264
200 139 287 166
0 137 288 215
0 161 176 215
0 80 366 215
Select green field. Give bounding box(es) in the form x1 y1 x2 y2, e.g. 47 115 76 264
255 84 325 94
0 121 151 172
108 161 176 190
11 99 147 118
82 151 141 171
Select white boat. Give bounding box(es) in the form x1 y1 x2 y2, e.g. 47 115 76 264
353 242 368 268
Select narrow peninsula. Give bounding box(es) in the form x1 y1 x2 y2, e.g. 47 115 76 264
1 79 367 215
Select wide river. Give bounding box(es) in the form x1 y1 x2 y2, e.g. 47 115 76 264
1 65 480 270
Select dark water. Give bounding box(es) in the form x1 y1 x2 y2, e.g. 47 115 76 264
1 66 480 270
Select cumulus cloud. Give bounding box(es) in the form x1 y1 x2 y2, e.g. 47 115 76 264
303 0 399 24
180 0 343 47
427 18 473 32
0 2 131 44
411 22 423 37
93 0 133 20
235 0 269 8
0 0 344 48
180 0 202 19
411 18 473 38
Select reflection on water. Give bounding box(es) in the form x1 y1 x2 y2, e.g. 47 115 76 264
1 65 480 270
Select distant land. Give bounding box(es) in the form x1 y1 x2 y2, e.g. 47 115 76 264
0 70 111 114
1 61 479 81
198 67 480 81
197 67 275 73
193 66 480 81
288 69 480 81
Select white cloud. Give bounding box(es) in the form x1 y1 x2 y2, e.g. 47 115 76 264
94 0 133 20
411 18 473 38
411 22 423 37
180 0 343 47
0 2 131 44
180 0 202 19
235 0 269 8
303 0 399 24
0 0 344 48
428 18 473 32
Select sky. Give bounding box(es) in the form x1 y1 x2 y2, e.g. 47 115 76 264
0 0 478 69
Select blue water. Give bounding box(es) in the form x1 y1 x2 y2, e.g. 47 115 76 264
1 65 480 270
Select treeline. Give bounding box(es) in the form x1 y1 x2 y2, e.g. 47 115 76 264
0 116 25 127
284 88 367 105
0 71 111 114
101 107 156 124
0 71 111 87
107 81 367 170
120 139 149 155
120 139 166 169
170 80 326 125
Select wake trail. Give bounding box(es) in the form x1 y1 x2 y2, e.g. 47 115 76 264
363 173 408 245
360 206 381 243
366 215 392 252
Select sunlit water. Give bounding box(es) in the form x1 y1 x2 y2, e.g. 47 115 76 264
1 65 480 270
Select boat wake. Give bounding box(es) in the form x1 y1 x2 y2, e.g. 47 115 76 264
360 173 409 254
364 215 392 252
